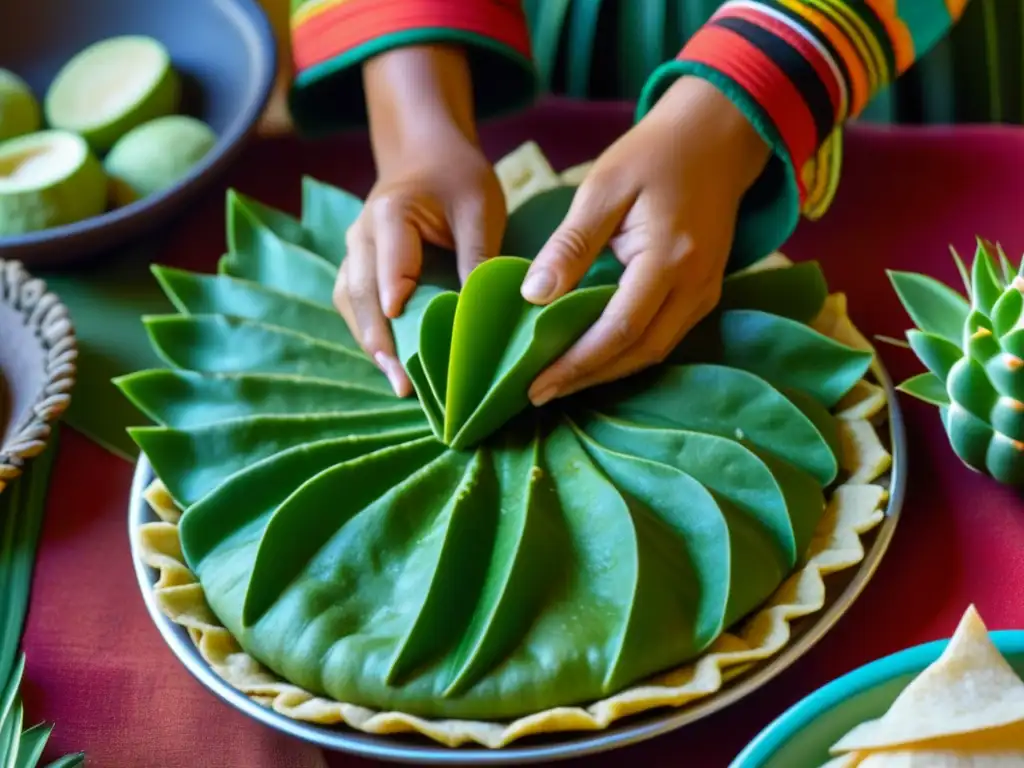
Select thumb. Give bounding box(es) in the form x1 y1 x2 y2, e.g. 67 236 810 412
452 196 503 284
521 179 631 305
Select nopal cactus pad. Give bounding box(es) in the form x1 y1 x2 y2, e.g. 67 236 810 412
119 178 874 720
890 239 1024 485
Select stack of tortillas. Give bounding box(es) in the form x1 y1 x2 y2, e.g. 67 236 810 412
825 606 1024 766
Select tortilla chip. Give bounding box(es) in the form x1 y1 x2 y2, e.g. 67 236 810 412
832 606 1024 754
855 749 1024 766
823 755 866 767
883 722 1024 751
837 381 888 422
494 141 560 212
840 419 893 483
559 161 593 186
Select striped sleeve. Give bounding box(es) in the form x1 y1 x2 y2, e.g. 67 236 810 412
638 0 970 270
288 0 538 136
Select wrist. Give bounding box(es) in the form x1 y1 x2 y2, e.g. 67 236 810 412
364 45 480 171
650 75 771 194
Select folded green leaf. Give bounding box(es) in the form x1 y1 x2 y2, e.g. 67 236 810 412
300 176 362 265
226 190 310 254
144 315 384 390
117 370 403 429
501 188 622 287
152 267 360 352
443 257 614 449
132 415 429 507
221 194 335 307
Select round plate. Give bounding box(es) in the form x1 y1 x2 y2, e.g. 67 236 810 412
0 0 276 267
732 630 1024 767
128 361 908 764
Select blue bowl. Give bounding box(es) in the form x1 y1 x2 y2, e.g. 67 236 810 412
732 630 1024 767
0 0 276 267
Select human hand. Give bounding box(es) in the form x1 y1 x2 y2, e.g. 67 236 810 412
335 46 506 397
521 76 772 406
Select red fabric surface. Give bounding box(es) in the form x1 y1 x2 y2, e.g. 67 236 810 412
21 101 1024 767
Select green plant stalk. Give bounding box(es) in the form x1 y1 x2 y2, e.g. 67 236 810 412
0 432 85 766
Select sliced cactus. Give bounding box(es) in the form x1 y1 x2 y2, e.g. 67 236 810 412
890 239 1024 484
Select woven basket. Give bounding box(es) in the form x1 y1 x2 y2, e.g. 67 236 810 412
0 259 76 493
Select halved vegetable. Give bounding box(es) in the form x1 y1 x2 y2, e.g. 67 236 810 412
45 35 180 151
0 130 106 235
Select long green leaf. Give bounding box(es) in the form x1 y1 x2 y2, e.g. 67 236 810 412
0 437 58 684
0 698 23 768
0 657 24 730
971 239 1004 315
44 755 85 768
13 723 50 768
906 330 962 382
897 373 950 406
888 270 969 344
0 440 84 766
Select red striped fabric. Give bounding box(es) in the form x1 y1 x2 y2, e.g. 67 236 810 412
292 0 532 74
717 4 843 124
680 24 817 198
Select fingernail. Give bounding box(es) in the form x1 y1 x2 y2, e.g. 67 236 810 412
522 269 556 303
375 352 407 396
530 384 558 407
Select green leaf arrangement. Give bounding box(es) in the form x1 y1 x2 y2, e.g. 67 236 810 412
124 165 880 729
890 239 1024 485
0 440 84 768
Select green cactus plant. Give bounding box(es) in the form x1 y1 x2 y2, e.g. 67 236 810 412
121 178 875 721
890 239 1024 485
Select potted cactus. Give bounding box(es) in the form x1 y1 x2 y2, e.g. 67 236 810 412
889 239 1024 484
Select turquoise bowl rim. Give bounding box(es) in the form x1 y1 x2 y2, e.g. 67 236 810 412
731 629 1024 766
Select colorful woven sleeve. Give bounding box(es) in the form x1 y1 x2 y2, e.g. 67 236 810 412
288 0 537 136
637 0 970 270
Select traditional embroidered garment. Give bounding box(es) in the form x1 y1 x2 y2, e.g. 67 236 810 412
286 0 969 268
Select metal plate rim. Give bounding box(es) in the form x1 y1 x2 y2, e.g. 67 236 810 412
128 362 907 765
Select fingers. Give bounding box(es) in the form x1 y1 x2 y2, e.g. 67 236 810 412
521 178 633 305
334 226 413 398
528 250 673 405
451 194 503 283
553 280 719 398
373 198 422 319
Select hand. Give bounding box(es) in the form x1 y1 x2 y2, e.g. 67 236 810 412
335 46 506 397
521 76 772 406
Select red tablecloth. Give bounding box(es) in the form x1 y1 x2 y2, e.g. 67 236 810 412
20 102 1024 767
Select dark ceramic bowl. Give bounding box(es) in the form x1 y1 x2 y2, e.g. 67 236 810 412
0 0 276 267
